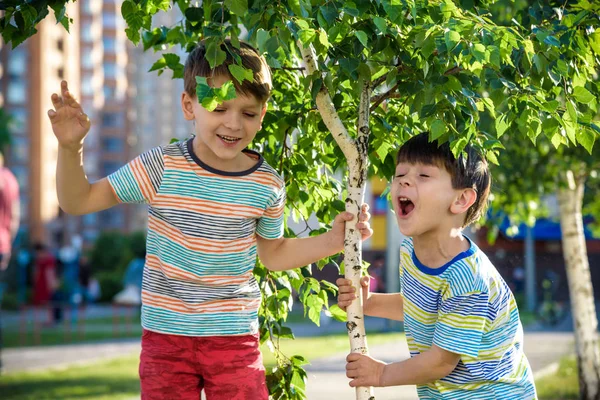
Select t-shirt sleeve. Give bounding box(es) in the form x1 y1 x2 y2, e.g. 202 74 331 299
107 147 164 204
256 183 285 240
433 290 489 358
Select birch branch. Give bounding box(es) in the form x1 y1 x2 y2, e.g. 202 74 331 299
297 41 374 400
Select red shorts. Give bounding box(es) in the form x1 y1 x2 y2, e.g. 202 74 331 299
139 329 268 400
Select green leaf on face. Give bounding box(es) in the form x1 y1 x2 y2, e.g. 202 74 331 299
216 80 237 101
444 30 460 52
195 76 236 111
355 30 369 48
573 86 595 104
228 64 254 84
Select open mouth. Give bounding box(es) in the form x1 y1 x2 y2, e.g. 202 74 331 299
217 134 241 144
398 196 415 217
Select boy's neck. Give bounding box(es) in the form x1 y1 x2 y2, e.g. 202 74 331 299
412 228 470 269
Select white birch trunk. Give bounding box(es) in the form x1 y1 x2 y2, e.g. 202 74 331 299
299 43 375 400
557 170 600 400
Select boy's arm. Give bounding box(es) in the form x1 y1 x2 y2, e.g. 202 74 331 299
338 277 404 321
50 81 118 215
257 207 372 271
346 345 460 388
57 149 118 215
364 293 404 321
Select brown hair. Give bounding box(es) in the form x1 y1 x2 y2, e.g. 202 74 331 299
183 40 272 103
396 132 491 227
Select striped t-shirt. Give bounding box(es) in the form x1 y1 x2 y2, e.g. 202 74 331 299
400 237 537 399
107 137 285 336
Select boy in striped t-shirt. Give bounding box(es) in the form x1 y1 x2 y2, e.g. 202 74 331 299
338 133 537 399
49 40 372 400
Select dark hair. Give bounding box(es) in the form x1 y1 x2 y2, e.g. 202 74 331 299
396 132 491 227
183 40 272 103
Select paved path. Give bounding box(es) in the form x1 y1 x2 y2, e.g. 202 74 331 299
2 330 575 400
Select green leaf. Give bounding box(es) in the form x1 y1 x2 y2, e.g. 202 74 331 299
228 64 254 84
373 17 387 34
430 119 447 141
298 29 317 47
355 30 368 48
444 30 460 52
544 36 561 47
205 40 227 69
577 128 596 154
375 141 393 160
224 0 247 16
495 114 510 138
450 137 469 159
573 86 595 104
472 43 486 62
328 304 347 322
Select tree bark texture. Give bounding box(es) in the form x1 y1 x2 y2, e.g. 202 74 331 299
299 43 375 400
558 170 600 400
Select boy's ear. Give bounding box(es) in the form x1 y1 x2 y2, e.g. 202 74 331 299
450 188 477 215
259 104 267 129
181 92 196 121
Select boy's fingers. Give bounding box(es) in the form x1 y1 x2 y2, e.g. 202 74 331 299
360 276 370 286
51 93 63 109
336 278 352 286
47 109 56 119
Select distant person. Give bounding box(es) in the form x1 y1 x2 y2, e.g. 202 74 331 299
32 243 59 323
337 133 536 398
113 247 145 306
48 40 372 399
512 265 525 294
0 151 20 374
368 255 386 293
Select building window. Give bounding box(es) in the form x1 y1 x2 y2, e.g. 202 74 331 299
102 137 123 152
81 24 94 42
11 136 28 163
57 67 64 79
7 80 27 104
103 86 115 99
101 112 124 129
8 108 28 133
103 37 115 52
104 62 116 78
82 48 94 68
82 77 94 96
57 39 64 52
7 49 27 78
103 12 117 28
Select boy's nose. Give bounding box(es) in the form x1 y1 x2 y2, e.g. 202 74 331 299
224 114 242 130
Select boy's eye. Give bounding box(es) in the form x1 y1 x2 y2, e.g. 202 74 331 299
244 113 257 118
420 174 430 178
213 108 225 113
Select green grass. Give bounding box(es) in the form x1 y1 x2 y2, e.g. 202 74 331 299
0 331 404 400
0 355 141 400
536 355 579 400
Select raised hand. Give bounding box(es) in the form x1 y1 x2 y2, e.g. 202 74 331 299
48 80 91 151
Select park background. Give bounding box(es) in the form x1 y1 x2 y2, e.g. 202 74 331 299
0 0 599 399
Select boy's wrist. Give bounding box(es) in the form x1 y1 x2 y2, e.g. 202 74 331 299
59 142 84 154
